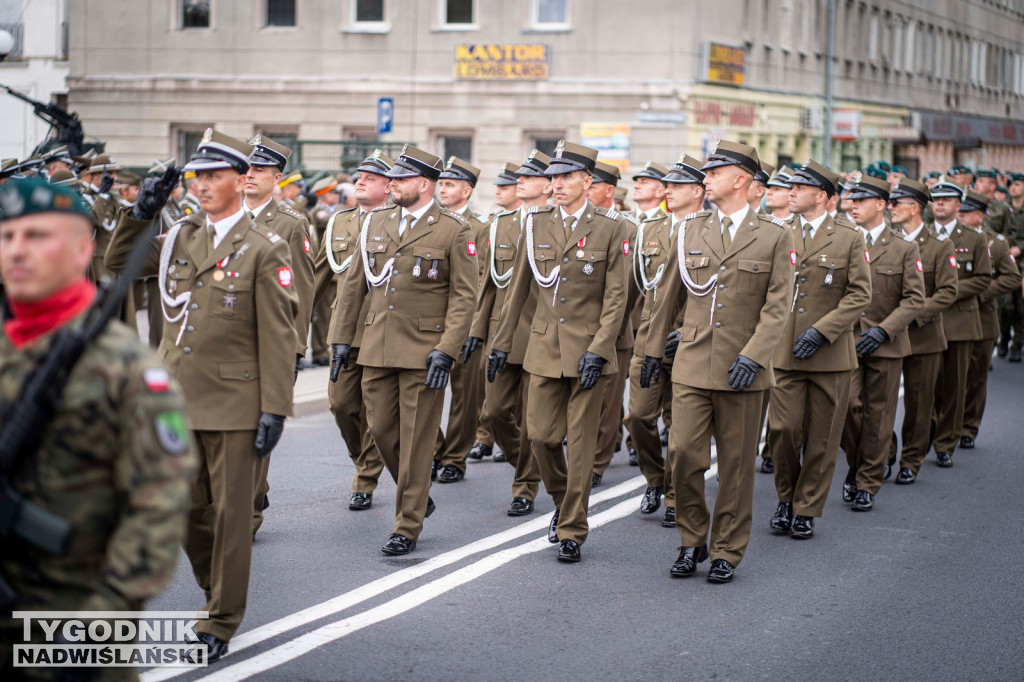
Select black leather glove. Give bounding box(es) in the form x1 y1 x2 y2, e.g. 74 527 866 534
727 355 761 391
856 326 889 356
792 327 827 360
577 351 606 390
425 349 455 390
254 412 286 458
98 171 115 195
639 356 662 388
330 343 351 383
131 164 181 221
463 337 482 363
664 330 681 360
294 353 302 385
487 350 508 383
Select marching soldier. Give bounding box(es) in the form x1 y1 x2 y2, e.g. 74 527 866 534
998 171 1024 360
959 190 1021 449
928 178 992 469
767 160 871 530
244 135 316 529
489 141 628 563
464 155 549 515
625 154 706 525
587 160 640 487
307 177 341 367
105 129 298 660
435 156 495 480
840 176 924 510
318 150 393 510
631 162 670 222
641 141 794 582
973 169 1010 235
890 181 958 484
333 145 477 555
0 178 196 672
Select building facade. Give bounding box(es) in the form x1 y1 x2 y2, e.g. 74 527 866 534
66 0 1024 207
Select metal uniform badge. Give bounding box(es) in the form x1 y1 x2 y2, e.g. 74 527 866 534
582 262 595 276
223 293 236 308
234 242 251 260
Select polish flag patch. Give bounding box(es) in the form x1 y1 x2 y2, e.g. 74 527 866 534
623 240 630 255
303 237 311 254
915 259 923 272
864 250 871 264
278 266 293 287
143 367 170 393
789 250 797 266
467 241 477 256
949 255 958 268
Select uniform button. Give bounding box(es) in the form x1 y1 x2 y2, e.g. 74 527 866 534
196 281 203 288
887 269 892 274
714 321 722 328
563 257 569 263
186 325 194 333
244 372 251 379
183 347 192 354
190 303 199 311
436 325 442 330
561 277 568 283
388 305 394 311
799 277 806 283
719 265 726 272
799 292 806 298
752 265 758 271
395 252 401 257
718 284 725 290
800 264 807 270
861 311 867 316
228 284 235 290
559 297 566 303
798 308 805 313
390 288 396 293
716 304 723 310
559 317 565 323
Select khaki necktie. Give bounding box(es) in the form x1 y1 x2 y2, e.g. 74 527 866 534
399 214 411 237
803 224 813 250
722 216 733 251
564 215 576 241
865 231 874 247
207 223 216 249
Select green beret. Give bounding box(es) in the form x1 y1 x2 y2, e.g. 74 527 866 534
974 168 997 179
876 160 892 172
0 176 91 221
1007 172 1024 184
863 165 888 181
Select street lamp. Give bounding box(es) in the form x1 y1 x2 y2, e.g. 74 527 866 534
0 29 14 61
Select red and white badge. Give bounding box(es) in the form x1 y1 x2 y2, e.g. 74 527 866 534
915 259 923 272
789 250 797 266
864 250 871 264
278 266 293 287
467 241 477 256
303 237 311 254
217 255 230 270
143 367 170 393
949 255 958 268
623 240 630 256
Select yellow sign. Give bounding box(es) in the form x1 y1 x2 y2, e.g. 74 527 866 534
580 123 631 174
454 44 549 80
706 43 745 86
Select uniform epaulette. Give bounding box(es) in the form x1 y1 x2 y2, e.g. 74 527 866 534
278 205 307 222
529 205 555 214
641 212 667 223
494 208 517 218
370 204 391 213
834 216 858 230
767 216 788 228
440 207 468 223
996 233 1006 241
683 210 711 222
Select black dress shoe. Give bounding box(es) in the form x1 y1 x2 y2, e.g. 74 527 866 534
614 440 622 453
851 490 873 511
431 460 439 481
706 558 735 583
790 515 814 539
557 539 581 562
895 467 916 485
198 632 229 663
662 507 676 528
997 338 1009 357
960 436 975 449
591 472 603 487
640 486 663 514
437 464 465 483
936 452 953 468
349 492 372 510
842 468 857 503
884 453 897 480
493 450 506 462
508 497 534 516
467 443 493 460
313 356 332 367
669 543 709 577
628 446 639 466
660 427 669 446
547 510 560 543
381 533 416 555
1010 345 1022 362
262 494 270 511
425 496 436 518
769 502 793 534
760 457 774 474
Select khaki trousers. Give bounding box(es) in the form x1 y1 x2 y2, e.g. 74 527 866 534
897 352 942 473
438 349 493 471
310 295 332 360
768 369 852 517
670 385 764 567
479 363 542 501
185 429 261 642
362 366 445 542
962 338 996 439
842 356 903 495
931 340 973 455
624 354 674 503
527 373 607 545
327 347 385 493
594 347 633 475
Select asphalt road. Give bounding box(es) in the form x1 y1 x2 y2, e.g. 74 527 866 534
142 356 1024 682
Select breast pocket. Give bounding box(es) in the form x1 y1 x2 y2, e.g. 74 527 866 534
533 248 558 278
165 265 194 296
332 239 350 260
412 246 448 282
210 277 254 320
875 264 904 294
684 257 710 286
816 258 849 289
737 259 771 295
578 249 607 283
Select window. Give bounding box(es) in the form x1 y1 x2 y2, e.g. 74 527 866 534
435 133 473 164
182 0 210 28
528 135 563 157
531 0 569 29
441 0 475 27
354 0 384 22
266 0 296 27
174 126 212 165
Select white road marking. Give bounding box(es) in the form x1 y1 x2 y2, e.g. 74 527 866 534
199 461 720 681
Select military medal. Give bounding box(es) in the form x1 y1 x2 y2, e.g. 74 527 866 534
576 236 587 259
168 280 177 294
824 269 834 286
428 259 439 279
223 293 236 308
583 262 595 276
213 270 225 282
966 261 973 272
413 256 423 277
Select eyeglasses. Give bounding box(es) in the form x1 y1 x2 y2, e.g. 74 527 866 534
888 199 914 207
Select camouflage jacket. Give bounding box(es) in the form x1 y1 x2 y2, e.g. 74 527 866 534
0 316 197 617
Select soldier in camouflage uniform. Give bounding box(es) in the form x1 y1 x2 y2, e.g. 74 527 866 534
0 177 197 680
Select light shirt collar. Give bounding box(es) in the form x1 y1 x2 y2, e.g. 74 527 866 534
643 206 662 220
902 222 925 242
862 221 887 245
246 198 274 221
718 205 749 233
207 207 246 249
935 219 957 236
401 200 432 226
800 211 827 236
559 202 587 225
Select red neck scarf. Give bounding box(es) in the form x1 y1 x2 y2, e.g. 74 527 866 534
4 279 97 349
